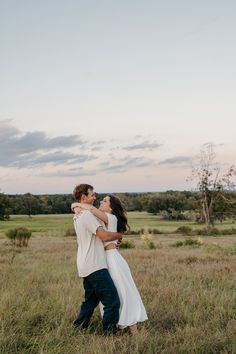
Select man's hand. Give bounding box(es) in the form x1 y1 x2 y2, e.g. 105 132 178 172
96 227 123 242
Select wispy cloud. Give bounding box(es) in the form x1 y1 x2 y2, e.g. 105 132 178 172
123 141 162 151
101 157 154 173
8 152 97 168
159 156 192 166
43 169 97 177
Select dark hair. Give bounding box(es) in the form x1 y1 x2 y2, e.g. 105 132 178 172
108 194 129 233
73 184 94 202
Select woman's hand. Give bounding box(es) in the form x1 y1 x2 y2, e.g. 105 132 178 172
71 202 83 214
78 203 93 211
71 202 92 214
116 239 122 249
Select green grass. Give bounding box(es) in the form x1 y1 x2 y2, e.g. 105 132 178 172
1 212 236 238
0 214 236 353
0 214 73 238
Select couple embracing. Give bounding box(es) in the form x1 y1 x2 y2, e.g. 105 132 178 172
72 184 147 335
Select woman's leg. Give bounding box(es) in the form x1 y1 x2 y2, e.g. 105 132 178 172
129 324 138 335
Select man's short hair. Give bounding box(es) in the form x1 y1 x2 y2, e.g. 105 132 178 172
73 184 94 202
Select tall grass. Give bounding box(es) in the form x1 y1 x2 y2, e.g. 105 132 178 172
0 215 236 353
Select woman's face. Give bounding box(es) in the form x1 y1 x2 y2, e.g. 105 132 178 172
99 195 112 213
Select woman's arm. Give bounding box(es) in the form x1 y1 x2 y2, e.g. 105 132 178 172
75 203 108 224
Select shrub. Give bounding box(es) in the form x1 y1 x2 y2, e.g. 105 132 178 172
141 232 156 249
160 210 189 221
171 241 184 247
171 238 202 248
147 228 162 234
64 228 76 237
197 227 220 236
184 238 201 246
220 228 236 235
5 228 17 241
176 226 192 235
119 240 135 249
6 227 32 247
125 229 141 235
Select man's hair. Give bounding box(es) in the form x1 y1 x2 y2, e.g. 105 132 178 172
73 184 94 202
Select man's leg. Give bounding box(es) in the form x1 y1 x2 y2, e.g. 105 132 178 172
73 276 99 329
90 269 120 335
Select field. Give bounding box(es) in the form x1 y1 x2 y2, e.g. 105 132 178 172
0 213 236 354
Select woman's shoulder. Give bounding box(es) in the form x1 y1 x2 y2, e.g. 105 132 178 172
105 213 117 221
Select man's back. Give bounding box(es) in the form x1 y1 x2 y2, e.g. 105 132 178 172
74 210 107 277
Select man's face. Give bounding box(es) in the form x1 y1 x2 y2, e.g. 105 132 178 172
82 188 96 205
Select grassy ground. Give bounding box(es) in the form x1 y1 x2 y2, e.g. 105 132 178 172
0 214 236 353
1 212 236 238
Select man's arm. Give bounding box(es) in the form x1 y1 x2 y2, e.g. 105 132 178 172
96 227 122 242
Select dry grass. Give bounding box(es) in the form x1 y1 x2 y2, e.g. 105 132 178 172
0 225 236 353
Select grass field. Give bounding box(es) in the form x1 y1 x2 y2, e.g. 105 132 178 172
0 213 236 353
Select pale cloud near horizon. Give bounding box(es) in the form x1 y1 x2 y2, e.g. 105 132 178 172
159 156 193 166
0 119 198 193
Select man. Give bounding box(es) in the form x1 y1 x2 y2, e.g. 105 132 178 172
72 184 122 335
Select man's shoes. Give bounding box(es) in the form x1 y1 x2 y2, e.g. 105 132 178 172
73 317 90 329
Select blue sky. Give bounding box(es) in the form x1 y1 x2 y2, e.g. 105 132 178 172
0 0 235 194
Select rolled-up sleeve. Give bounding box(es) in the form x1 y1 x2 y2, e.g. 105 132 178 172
83 211 102 235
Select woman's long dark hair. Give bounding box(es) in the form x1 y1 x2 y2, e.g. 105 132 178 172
108 194 129 233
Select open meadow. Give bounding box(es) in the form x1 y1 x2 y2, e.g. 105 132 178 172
0 213 236 354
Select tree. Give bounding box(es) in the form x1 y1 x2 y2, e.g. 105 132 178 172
0 192 10 220
21 193 40 217
189 143 236 230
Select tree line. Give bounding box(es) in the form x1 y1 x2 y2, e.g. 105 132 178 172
1 190 236 223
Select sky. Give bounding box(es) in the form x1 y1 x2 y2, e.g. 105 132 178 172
0 0 236 194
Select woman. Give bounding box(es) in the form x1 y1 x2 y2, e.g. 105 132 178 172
72 194 148 334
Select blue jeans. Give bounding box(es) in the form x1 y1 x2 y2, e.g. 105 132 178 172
73 268 120 335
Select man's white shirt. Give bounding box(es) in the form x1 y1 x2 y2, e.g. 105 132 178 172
74 210 108 277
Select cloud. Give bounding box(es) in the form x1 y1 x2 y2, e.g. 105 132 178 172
0 130 83 155
0 119 19 139
0 120 159 176
159 156 192 166
43 169 97 177
123 141 162 151
102 157 154 173
6 152 97 168
0 120 86 167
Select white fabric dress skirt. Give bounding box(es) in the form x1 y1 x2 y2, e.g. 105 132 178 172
99 248 148 328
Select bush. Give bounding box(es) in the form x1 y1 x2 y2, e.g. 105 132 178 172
119 240 135 249
171 238 202 248
176 226 192 235
160 210 189 221
6 227 32 247
184 238 201 246
197 228 220 236
172 241 184 247
64 228 76 237
220 228 236 235
141 233 156 249
125 229 141 235
147 228 162 234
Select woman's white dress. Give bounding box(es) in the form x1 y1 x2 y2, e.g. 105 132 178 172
100 213 148 328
